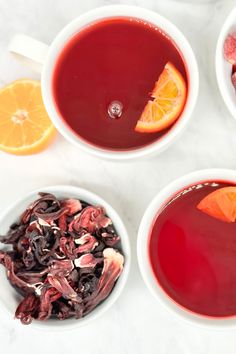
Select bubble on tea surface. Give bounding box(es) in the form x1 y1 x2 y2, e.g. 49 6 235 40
107 101 123 119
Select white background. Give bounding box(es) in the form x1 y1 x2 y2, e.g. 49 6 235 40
1 0 236 353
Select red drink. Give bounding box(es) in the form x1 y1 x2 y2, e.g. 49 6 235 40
149 181 236 317
53 17 187 150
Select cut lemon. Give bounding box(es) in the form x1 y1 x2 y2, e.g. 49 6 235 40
135 62 187 133
197 187 236 223
0 79 56 155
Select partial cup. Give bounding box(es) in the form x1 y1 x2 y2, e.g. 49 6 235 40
216 5 236 119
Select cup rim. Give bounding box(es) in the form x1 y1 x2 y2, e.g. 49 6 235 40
41 5 199 161
137 168 236 329
215 5 236 119
0 185 130 331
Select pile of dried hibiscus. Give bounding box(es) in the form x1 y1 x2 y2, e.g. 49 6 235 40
0 192 124 325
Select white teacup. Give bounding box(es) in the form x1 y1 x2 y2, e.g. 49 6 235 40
9 5 199 160
137 169 236 329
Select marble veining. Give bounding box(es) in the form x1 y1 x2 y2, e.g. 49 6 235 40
1 0 236 353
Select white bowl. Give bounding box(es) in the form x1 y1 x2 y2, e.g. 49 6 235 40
216 6 236 119
42 5 199 161
0 185 130 330
137 169 236 329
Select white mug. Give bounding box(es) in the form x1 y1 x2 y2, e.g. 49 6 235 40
137 169 236 329
9 5 199 161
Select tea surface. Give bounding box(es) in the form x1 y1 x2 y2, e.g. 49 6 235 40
53 17 187 150
149 182 236 317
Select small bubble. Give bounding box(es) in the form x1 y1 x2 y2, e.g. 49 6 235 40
108 101 123 119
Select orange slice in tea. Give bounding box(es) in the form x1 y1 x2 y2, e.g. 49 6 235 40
0 79 56 155
135 62 187 133
197 187 236 223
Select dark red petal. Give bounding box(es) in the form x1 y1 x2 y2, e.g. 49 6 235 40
15 293 39 325
47 273 81 302
58 214 67 232
56 300 74 320
3 255 36 293
21 193 59 224
38 286 60 320
35 207 68 221
84 248 124 313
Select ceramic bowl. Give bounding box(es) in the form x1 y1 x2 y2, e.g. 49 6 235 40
0 185 130 330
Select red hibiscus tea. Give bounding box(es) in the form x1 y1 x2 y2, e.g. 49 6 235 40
53 17 187 150
149 181 236 317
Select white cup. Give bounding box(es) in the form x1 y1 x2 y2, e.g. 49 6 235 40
137 169 236 329
9 5 199 161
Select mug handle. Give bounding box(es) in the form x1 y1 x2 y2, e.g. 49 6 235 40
8 34 49 73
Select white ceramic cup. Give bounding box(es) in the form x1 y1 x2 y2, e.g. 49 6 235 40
137 169 236 329
0 185 130 330
8 5 199 161
216 5 236 119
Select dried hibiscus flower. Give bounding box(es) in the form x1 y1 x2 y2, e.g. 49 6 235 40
0 192 124 324
223 32 236 91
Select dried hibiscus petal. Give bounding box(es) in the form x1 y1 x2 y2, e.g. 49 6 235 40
0 224 27 244
224 32 236 64
69 206 111 233
78 273 98 297
74 234 98 253
49 259 74 274
35 207 68 221
59 236 76 259
47 273 81 302
61 199 82 216
74 253 102 268
15 293 39 325
55 300 74 320
21 193 59 224
0 192 124 324
84 248 124 313
38 286 61 320
58 214 67 232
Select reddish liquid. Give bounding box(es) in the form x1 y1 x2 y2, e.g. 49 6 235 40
53 17 187 150
149 181 236 317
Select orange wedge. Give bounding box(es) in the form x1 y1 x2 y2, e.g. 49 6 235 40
0 79 56 155
197 187 236 223
135 62 187 133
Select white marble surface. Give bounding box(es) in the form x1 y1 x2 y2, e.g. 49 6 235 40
1 0 236 353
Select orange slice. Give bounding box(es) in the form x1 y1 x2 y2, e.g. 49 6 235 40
135 62 187 133
0 79 56 155
197 187 236 223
